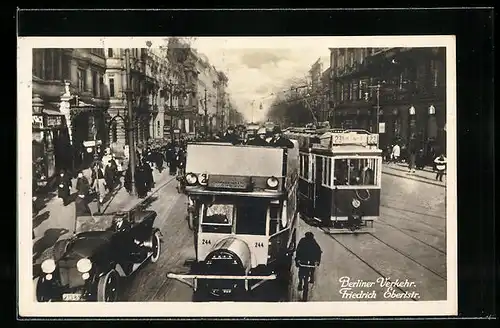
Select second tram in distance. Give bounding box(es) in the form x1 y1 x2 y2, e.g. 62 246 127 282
285 128 382 234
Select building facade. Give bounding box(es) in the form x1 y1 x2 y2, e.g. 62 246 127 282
105 48 174 155
32 48 109 177
195 53 220 136
329 47 447 156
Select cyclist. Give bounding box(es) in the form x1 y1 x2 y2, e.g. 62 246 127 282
295 231 322 291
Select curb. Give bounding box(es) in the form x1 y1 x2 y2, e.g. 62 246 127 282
382 170 446 188
121 175 177 212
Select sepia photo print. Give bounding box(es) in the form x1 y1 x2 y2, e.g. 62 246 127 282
18 36 457 317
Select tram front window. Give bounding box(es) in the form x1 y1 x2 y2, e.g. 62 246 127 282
334 158 377 186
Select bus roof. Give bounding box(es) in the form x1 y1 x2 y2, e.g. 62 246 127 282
186 143 286 177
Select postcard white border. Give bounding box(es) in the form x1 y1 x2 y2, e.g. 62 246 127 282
18 36 457 317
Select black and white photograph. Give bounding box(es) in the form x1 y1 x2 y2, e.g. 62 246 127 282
18 36 457 317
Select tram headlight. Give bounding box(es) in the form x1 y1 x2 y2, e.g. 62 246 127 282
185 173 198 185
351 198 361 209
77 258 92 273
266 176 279 189
41 259 56 274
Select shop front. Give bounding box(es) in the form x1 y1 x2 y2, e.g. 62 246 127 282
32 109 72 188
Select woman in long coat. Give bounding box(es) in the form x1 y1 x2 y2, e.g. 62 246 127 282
57 169 72 206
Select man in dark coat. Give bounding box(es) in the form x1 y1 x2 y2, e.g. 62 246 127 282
169 146 179 175
135 160 148 198
75 171 92 216
247 128 269 146
269 126 294 148
295 232 322 290
57 169 72 206
221 126 241 145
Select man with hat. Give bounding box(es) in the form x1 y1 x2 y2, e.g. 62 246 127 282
221 126 241 145
247 128 269 146
295 231 322 291
269 126 294 148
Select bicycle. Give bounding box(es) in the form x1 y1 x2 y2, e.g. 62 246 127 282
297 260 318 302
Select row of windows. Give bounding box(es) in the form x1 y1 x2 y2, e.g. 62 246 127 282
299 154 381 187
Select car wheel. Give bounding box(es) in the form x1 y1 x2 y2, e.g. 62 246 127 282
149 230 161 263
35 277 51 302
97 269 119 302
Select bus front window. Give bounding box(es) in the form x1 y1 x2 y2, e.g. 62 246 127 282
235 200 268 235
201 203 234 233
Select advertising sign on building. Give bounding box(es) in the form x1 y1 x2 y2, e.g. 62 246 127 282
379 122 386 134
32 115 44 129
45 115 63 128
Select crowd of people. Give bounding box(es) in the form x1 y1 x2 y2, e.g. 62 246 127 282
386 137 447 181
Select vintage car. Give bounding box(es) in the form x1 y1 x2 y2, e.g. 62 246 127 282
35 208 162 302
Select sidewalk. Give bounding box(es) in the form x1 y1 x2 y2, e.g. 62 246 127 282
32 166 176 278
382 163 446 187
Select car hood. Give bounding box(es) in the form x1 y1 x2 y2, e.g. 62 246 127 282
62 231 114 261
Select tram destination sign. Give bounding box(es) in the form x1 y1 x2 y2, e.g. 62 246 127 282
320 132 379 147
207 175 252 191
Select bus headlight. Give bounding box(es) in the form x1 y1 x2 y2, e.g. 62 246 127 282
351 198 361 209
41 259 56 274
185 173 198 185
266 177 279 189
76 258 92 273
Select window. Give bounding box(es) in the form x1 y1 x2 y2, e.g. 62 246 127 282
235 200 268 235
269 203 283 235
77 68 86 92
333 158 378 186
111 121 118 143
92 71 98 97
299 153 310 180
109 78 115 97
108 48 113 58
99 76 105 97
201 202 234 234
33 49 44 77
321 157 333 186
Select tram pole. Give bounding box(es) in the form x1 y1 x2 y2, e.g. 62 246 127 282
124 48 137 196
204 88 208 136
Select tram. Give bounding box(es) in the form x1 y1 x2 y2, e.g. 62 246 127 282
285 128 382 234
167 141 300 300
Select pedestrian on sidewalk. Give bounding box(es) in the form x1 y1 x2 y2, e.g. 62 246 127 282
391 143 400 164
57 169 72 206
75 171 92 216
407 137 418 174
434 154 447 182
136 159 148 198
91 161 106 204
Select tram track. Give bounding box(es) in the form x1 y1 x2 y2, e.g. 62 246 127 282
318 227 420 301
376 219 446 255
367 232 447 280
381 207 446 234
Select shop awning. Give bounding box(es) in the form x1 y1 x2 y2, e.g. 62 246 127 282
43 109 64 116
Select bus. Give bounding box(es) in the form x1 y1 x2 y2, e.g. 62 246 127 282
167 141 300 300
285 128 382 233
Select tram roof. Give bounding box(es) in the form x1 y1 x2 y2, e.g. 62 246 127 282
310 144 382 155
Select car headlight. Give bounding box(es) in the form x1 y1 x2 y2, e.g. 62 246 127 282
266 177 279 189
76 258 92 273
41 259 56 274
351 198 361 209
185 173 198 185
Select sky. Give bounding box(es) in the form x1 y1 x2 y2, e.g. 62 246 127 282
191 38 331 123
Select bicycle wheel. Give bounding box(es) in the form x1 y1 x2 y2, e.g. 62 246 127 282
302 276 309 302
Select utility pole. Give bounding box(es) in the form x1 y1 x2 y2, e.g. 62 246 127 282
124 48 137 196
168 80 175 142
203 88 208 136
